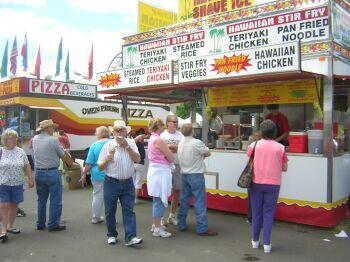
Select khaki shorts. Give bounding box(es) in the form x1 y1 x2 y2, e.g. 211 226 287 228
172 165 182 190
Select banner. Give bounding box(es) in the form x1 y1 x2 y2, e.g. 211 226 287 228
138 1 177 33
28 79 97 98
178 0 255 22
179 42 300 83
208 79 321 107
124 5 329 67
0 79 20 96
97 61 173 92
332 3 350 49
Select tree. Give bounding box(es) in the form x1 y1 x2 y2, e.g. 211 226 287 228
176 102 192 119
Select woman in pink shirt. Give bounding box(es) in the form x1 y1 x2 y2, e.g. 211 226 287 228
146 118 174 238
247 120 288 253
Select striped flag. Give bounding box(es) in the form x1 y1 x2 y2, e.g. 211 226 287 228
21 33 28 72
88 44 93 80
10 36 18 75
34 46 41 79
65 51 70 81
55 38 62 76
0 41 8 78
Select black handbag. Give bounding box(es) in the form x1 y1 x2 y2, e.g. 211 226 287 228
237 141 257 189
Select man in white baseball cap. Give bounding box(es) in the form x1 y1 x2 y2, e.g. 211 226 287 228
98 120 143 247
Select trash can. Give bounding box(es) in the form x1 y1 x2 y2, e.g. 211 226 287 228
62 162 82 190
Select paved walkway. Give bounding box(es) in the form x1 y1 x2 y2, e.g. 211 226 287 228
1 188 349 262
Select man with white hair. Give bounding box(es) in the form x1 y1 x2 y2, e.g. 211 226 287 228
98 120 143 247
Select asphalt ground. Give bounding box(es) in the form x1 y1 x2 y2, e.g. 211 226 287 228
1 187 349 262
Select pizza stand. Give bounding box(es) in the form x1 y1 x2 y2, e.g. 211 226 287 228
97 0 350 227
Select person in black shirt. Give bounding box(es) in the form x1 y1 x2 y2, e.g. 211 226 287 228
129 130 146 204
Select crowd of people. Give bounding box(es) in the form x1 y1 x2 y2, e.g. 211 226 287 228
0 113 288 253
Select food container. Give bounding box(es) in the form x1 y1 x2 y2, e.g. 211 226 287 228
289 132 308 153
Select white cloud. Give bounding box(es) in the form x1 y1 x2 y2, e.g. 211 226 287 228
0 0 179 83
67 0 138 15
67 0 178 14
0 7 131 83
0 0 46 7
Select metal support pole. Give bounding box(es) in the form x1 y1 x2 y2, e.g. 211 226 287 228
202 88 209 145
191 100 196 124
323 56 334 203
121 95 128 124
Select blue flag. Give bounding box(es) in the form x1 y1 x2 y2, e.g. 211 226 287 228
65 51 70 81
0 41 8 78
55 38 62 76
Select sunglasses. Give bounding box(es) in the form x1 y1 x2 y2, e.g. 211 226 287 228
169 121 178 123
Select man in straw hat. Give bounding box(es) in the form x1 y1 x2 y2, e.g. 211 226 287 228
32 119 73 232
98 120 143 247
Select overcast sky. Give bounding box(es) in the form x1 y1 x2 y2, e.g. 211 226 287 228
0 0 178 83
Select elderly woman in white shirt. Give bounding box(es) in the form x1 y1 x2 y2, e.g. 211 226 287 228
177 124 218 236
0 129 34 242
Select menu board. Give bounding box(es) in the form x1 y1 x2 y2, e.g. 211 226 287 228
208 79 320 107
97 61 173 92
123 5 329 67
178 42 300 83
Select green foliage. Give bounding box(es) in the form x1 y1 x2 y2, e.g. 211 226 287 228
176 102 192 119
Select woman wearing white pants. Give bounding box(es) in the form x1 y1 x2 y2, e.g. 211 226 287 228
80 126 110 224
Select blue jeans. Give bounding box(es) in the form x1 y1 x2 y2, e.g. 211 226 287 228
104 176 136 242
177 173 208 234
152 197 166 218
35 169 62 229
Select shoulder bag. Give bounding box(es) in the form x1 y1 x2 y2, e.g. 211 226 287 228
237 141 257 189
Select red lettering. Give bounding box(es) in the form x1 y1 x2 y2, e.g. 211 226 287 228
231 0 252 9
32 80 39 92
61 84 69 94
46 81 53 93
54 83 60 94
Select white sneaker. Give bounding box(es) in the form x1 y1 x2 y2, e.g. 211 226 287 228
91 216 104 224
125 237 143 247
251 240 259 249
107 236 117 245
150 223 167 232
152 227 172 238
264 244 272 253
167 213 178 226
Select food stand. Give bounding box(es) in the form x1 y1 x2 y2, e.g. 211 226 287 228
0 77 170 155
97 0 350 227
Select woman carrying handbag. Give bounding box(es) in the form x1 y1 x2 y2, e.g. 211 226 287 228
246 120 288 253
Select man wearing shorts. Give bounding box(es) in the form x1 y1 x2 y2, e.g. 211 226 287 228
160 115 184 225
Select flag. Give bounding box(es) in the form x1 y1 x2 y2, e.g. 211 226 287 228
34 46 41 79
64 51 70 81
10 36 18 75
55 37 62 76
21 33 28 72
88 44 93 80
0 41 8 78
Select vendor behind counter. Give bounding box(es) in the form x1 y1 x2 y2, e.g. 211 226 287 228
265 104 291 146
